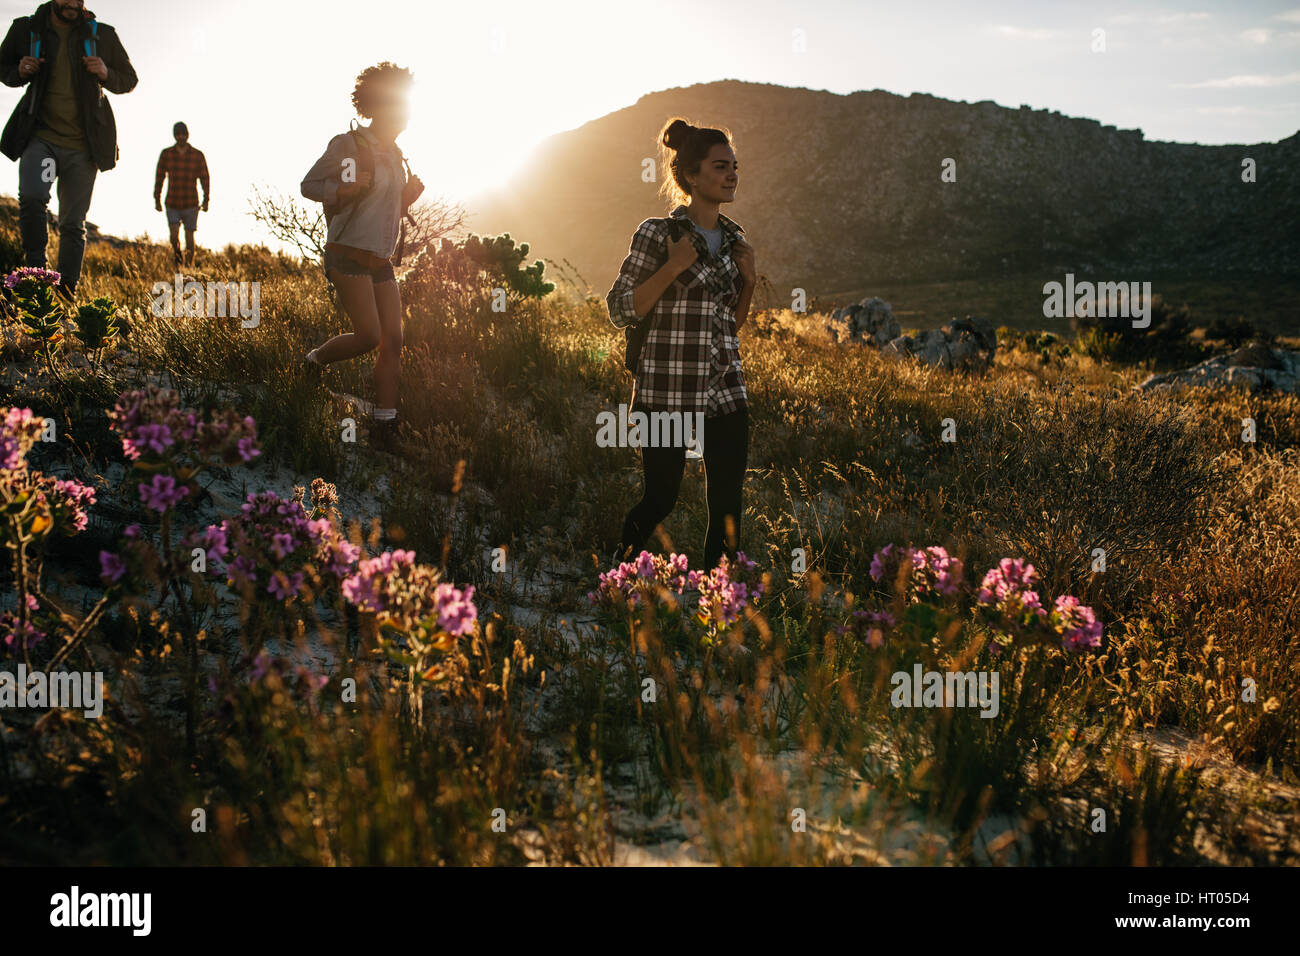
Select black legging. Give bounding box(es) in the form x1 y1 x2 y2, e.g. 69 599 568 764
619 406 749 570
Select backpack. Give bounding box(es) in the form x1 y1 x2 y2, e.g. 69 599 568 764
322 124 418 264
29 19 97 58
25 21 98 115
624 216 692 373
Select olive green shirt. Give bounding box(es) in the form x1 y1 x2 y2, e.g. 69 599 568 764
34 14 89 153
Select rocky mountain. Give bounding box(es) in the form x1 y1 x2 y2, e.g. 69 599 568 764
467 80 1300 301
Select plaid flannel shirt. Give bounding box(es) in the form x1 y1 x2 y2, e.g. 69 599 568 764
606 205 748 416
154 145 209 209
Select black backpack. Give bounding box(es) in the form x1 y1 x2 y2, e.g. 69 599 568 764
624 217 692 372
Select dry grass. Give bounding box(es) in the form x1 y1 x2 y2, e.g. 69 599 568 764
1 207 1297 865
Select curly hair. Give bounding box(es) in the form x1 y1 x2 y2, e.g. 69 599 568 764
351 62 415 119
657 117 733 207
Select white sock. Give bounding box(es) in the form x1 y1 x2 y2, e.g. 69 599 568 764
372 407 397 421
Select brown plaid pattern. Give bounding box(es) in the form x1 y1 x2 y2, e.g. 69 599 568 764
154 145 209 209
606 205 748 416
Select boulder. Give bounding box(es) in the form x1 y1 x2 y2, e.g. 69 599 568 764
1138 347 1300 394
828 296 900 346
881 315 997 371
947 315 997 352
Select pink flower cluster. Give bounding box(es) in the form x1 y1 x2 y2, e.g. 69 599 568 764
976 558 1046 620
4 266 61 290
870 544 964 598
1051 595 1103 651
588 551 695 607
2 407 44 472
588 550 767 644
97 524 154 590
859 544 1103 654
48 477 96 532
1 595 43 654
213 491 359 602
2 408 98 542
99 549 127 583
138 473 189 513
976 560 1102 652
109 386 260 469
341 549 478 638
696 552 766 631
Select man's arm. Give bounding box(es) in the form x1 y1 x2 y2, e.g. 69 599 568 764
154 151 167 203
0 18 31 88
100 25 137 94
198 153 210 205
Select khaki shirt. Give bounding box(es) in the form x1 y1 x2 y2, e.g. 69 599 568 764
34 14 88 153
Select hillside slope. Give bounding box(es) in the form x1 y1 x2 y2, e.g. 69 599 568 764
469 80 1300 299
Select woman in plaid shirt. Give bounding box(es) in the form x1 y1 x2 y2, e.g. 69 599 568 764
608 118 758 570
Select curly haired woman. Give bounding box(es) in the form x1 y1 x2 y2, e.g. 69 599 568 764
300 62 425 450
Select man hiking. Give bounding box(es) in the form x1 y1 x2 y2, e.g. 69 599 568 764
155 122 209 267
0 0 137 299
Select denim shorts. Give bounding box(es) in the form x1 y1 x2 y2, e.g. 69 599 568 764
324 247 395 284
166 206 199 231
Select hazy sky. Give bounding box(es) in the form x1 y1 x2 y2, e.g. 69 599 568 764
1 0 1296 254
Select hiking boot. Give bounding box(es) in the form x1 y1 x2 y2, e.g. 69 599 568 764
368 417 403 454
53 283 75 306
604 541 635 569
303 352 325 388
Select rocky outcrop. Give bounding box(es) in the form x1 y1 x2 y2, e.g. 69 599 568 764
882 315 998 371
827 298 997 371
1138 344 1300 394
470 81 1300 303
827 296 899 345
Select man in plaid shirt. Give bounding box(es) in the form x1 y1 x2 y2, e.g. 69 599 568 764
154 121 208 266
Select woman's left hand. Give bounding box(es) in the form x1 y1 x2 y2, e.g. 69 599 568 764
732 238 756 286
404 174 425 207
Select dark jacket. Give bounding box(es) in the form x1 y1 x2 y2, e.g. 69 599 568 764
0 2 137 171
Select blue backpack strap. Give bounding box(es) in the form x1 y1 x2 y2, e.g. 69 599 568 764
83 20 98 58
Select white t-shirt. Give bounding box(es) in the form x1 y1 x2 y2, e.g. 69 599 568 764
693 221 724 258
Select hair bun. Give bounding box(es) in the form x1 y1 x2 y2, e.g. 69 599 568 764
662 118 695 151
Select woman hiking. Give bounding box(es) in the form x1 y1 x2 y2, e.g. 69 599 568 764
300 61 424 450
606 117 757 571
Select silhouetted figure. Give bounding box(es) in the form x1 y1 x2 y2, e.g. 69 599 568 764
155 121 209 267
300 61 424 452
